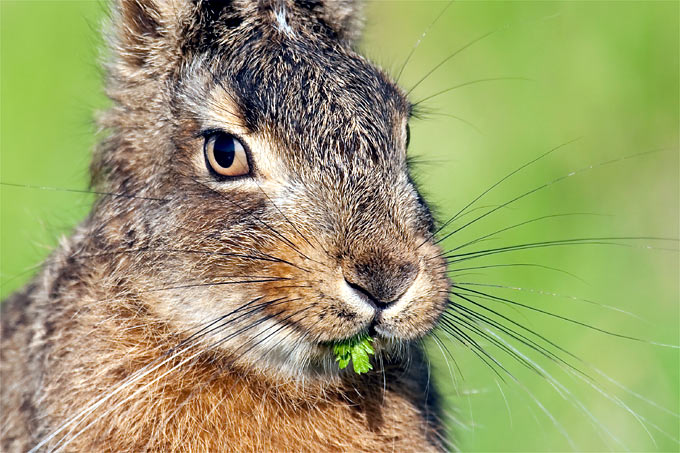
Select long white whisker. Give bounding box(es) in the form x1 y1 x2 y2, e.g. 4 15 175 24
483 328 629 450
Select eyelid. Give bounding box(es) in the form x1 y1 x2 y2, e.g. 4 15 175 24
198 128 229 139
198 127 254 139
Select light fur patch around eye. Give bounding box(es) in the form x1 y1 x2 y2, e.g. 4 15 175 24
194 89 291 190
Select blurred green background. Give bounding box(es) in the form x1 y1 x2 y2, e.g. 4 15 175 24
1 1 678 451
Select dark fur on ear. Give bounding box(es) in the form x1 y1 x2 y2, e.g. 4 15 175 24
109 0 168 73
325 0 364 41
302 0 364 42
109 0 363 74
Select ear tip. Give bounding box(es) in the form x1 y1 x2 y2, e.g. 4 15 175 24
114 0 162 36
108 0 167 70
321 0 365 42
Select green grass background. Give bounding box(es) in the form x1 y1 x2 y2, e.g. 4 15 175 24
1 1 678 451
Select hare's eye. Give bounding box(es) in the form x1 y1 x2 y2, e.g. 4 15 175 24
405 124 411 149
204 132 250 177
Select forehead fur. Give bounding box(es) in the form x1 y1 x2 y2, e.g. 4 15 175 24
103 0 412 188
181 1 410 167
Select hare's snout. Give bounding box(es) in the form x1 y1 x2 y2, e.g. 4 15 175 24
342 262 432 341
342 252 419 310
339 252 420 334
291 227 450 348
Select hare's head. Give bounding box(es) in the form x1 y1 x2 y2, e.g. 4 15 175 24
94 0 449 378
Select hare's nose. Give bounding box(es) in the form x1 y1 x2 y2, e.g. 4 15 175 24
342 255 419 310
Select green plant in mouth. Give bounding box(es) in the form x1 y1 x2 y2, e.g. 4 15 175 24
333 333 374 374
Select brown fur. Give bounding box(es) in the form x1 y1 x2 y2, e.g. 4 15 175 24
1 1 450 451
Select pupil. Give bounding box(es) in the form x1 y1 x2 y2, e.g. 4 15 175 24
213 134 236 168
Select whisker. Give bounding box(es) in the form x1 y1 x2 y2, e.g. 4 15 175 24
406 11 565 96
0 181 168 202
448 262 588 285
483 328 613 450
590 367 680 419
441 312 541 378
188 176 313 263
447 296 628 448
423 111 484 135
454 281 652 324
407 27 508 96
31 297 287 452
448 299 588 384
414 77 532 106
73 247 309 272
208 301 306 352
452 284 662 344
143 277 290 293
436 149 669 245
159 308 317 437
444 212 606 251
494 379 513 428
255 307 320 366
444 236 679 265
175 297 290 351
52 304 297 452
437 316 512 381
449 293 680 444
420 138 579 249
395 0 454 83
429 331 463 385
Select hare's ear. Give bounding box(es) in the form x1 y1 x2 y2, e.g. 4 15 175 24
109 0 189 74
111 0 163 70
110 0 241 74
320 0 364 42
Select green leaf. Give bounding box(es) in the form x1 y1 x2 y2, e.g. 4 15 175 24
332 333 374 374
337 356 351 369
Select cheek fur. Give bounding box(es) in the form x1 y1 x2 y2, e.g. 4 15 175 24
149 208 449 374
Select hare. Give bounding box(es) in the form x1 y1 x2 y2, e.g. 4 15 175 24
1 0 451 451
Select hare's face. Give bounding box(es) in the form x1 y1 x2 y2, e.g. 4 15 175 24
98 1 449 377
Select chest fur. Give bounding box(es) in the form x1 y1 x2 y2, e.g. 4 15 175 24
42 358 443 452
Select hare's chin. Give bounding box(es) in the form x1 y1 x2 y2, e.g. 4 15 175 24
370 321 435 342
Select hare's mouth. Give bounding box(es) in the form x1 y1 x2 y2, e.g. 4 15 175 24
315 267 446 345
334 275 423 339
